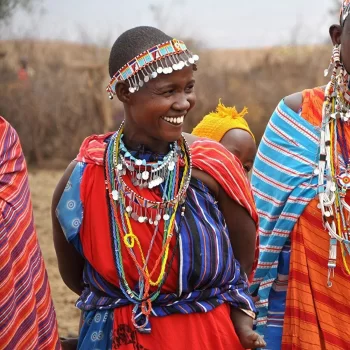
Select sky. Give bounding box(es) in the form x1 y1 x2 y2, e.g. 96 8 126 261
2 0 339 49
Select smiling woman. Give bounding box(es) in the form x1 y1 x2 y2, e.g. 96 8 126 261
119 65 196 150
52 26 264 350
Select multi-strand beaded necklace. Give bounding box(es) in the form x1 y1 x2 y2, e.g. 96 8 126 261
103 122 192 332
319 46 350 286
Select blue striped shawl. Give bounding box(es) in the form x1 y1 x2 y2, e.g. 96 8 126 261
250 99 320 335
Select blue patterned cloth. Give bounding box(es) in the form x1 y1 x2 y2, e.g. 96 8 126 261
56 162 85 254
78 310 114 349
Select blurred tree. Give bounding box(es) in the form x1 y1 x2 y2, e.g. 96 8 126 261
0 0 38 22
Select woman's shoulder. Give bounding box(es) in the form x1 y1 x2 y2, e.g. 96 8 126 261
0 116 11 130
0 116 19 145
284 91 303 113
186 134 242 169
283 87 325 127
0 116 25 174
283 86 325 113
76 132 114 165
183 132 203 147
186 134 255 209
184 132 231 155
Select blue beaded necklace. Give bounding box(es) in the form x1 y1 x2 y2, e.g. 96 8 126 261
103 124 191 333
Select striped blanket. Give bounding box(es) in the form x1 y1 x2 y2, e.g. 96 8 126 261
250 98 319 344
0 117 60 349
252 88 350 349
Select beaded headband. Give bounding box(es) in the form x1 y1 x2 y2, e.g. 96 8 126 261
106 39 199 98
340 0 350 26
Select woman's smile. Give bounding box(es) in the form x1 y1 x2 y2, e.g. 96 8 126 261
161 115 185 126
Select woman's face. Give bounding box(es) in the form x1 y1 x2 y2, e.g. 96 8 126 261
119 65 196 146
330 19 350 74
341 19 350 74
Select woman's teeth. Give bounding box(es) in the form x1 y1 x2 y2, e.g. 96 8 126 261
162 116 184 125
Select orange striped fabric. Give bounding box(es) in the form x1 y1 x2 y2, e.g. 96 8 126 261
0 117 60 349
191 139 258 225
191 138 259 278
282 88 350 349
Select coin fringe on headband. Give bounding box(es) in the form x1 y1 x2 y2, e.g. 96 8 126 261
106 39 199 99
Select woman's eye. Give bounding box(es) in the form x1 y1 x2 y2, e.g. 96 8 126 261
186 85 194 92
163 90 174 95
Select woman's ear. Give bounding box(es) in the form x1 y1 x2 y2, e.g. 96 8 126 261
116 82 131 103
329 24 342 46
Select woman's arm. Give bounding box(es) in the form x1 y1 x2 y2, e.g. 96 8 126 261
52 161 85 295
217 186 256 276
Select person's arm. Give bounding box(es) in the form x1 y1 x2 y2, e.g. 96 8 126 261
217 185 256 276
52 161 84 295
217 186 261 347
284 91 303 112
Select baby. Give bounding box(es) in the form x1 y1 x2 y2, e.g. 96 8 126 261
192 99 256 174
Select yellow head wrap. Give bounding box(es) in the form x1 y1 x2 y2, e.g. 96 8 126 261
192 99 255 142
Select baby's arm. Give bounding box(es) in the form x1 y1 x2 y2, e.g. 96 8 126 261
230 308 266 349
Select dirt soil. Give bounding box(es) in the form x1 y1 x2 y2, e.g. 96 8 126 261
29 168 80 337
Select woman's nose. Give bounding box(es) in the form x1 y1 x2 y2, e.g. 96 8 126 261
172 93 191 112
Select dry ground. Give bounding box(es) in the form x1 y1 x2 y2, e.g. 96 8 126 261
28 168 80 337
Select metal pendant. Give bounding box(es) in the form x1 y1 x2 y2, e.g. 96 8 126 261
337 171 350 189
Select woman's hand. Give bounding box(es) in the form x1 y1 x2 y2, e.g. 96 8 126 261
60 337 78 350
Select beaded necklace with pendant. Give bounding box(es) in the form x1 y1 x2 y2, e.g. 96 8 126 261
104 122 192 332
318 60 350 287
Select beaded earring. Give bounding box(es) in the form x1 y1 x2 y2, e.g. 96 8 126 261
324 44 341 77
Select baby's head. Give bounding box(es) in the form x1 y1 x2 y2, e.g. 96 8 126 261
192 99 256 173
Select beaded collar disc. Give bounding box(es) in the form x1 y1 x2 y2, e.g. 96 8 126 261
106 39 199 98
